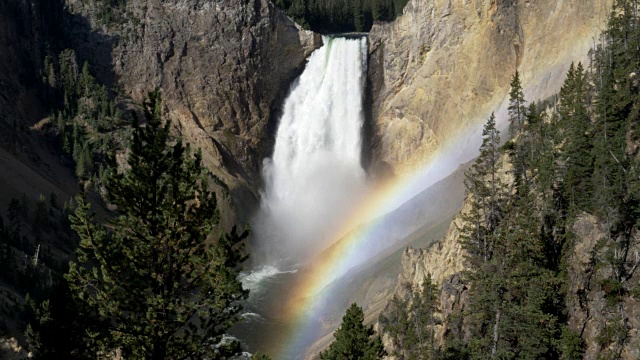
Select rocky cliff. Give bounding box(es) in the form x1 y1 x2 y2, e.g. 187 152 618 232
386 213 640 359
568 215 640 359
62 0 321 225
368 0 612 176
379 159 640 359
0 0 321 227
377 152 513 353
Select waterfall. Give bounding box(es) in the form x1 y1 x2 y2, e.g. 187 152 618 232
255 36 369 264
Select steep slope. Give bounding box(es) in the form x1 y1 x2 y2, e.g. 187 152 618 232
0 0 320 227
0 0 320 347
368 0 612 176
303 163 468 358
377 153 513 354
380 181 640 360
63 0 321 225
0 0 78 215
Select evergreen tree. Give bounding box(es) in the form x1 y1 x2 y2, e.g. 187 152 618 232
33 194 49 231
252 353 272 360
274 0 406 32
559 63 594 211
65 91 249 359
7 198 23 230
521 102 541 174
352 0 365 32
394 0 409 17
588 1 640 326
508 71 526 138
382 278 441 360
460 113 505 267
320 303 386 360
381 294 412 358
22 282 89 359
0 216 15 282
289 0 308 27
408 277 440 360
43 55 57 89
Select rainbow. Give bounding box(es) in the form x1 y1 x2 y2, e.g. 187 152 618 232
256 8 604 356
271 118 488 359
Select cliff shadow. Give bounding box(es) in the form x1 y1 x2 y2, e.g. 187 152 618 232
362 37 393 180
62 8 119 92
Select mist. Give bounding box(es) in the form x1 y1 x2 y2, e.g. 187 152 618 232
252 36 369 266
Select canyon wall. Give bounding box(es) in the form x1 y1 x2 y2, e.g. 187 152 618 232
0 0 321 226
368 0 612 176
379 158 640 360
64 0 321 225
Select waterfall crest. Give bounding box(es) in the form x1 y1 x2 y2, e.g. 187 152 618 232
256 36 369 264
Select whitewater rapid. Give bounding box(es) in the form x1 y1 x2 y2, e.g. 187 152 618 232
255 36 369 264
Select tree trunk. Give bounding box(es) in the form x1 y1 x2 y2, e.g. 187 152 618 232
152 338 167 360
491 307 502 358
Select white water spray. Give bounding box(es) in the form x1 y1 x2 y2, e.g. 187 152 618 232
255 36 369 264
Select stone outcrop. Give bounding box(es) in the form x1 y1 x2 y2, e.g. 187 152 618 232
377 153 512 352
368 0 612 176
0 338 30 360
568 215 640 360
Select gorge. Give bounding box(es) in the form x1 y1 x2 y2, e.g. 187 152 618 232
2 0 640 359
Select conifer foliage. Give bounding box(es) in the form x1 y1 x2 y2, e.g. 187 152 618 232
382 2 640 358
461 113 505 267
321 303 386 360
275 0 409 33
380 277 440 360
65 91 249 359
508 71 526 138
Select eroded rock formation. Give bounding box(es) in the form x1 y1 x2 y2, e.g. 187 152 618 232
368 0 612 176
63 0 321 225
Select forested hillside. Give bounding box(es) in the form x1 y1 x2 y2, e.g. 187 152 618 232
1 90 251 359
274 0 409 33
2 0 639 358
376 1 640 359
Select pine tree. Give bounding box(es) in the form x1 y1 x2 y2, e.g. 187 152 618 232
22 282 89 359
72 139 87 179
381 294 412 358
460 113 505 267
79 61 95 98
352 0 365 32
43 55 57 88
289 0 308 27
252 354 272 360
508 71 526 138
409 277 440 360
320 303 386 360
33 194 49 231
7 198 23 230
561 63 594 211
0 216 14 282
588 0 640 319
522 102 541 172
381 278 440 360
65 91 249 359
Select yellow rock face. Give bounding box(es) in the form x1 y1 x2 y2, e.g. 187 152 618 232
368 0 612 176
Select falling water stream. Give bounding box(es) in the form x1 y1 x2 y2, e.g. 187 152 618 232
231 36 370 358
254 35 369 266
